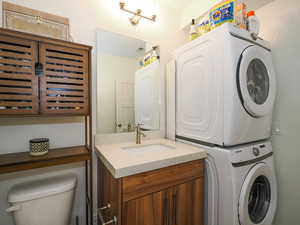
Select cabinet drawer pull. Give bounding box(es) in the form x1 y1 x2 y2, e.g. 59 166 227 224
99 203 111 211
98 207 117 225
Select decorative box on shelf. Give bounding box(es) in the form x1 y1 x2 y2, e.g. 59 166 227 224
29 138 49 156
2 1 71 41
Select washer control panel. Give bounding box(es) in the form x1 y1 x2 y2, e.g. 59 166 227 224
228 141 272 164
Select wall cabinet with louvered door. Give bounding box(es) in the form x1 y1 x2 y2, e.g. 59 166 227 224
39 43 89 115
0 29 91 116
0 33 39 115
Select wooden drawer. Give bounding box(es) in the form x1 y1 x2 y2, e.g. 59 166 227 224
122 159 204 202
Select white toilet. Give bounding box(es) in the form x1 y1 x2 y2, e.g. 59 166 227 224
6 174 77 225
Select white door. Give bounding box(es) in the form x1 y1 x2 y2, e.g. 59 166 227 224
238 46 276 117
115 80 135 132
239 163 277 225
175 38 223 144
135 61 160 130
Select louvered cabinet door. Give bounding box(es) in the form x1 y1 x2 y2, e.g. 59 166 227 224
0 34 38 115
39 43 89 115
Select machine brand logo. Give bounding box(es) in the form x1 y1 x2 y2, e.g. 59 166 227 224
252 147 260 156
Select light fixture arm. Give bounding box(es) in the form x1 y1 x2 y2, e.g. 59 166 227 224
119 2 156 25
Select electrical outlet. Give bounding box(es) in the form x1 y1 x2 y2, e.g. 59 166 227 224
271 121 281 136
272 127 281 135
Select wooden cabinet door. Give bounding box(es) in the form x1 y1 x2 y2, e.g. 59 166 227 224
39 43 89 115
171 178 204 225
0 33 39 115
123 190 168 225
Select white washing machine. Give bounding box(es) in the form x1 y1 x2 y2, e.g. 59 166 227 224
174 23 277 147
185 140 278 225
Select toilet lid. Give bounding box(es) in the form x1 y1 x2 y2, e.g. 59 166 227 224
8 174 77 203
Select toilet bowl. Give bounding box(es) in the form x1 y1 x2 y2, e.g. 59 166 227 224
7 174 77 225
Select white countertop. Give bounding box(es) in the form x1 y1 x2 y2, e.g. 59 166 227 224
95 138 207 178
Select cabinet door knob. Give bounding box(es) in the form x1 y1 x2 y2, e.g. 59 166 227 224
99 203 111 211
35 62 44 76
102 216 117 225
98 206 117 225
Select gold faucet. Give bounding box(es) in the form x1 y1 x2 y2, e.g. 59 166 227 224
136 123 146 144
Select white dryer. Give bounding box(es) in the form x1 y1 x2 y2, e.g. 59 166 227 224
174 23 276 146
181 140 278 225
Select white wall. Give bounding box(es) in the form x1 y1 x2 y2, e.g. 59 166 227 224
97 53 138 133
0 0 185 225
256 0 300 224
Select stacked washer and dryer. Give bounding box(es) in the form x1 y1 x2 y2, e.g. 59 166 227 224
173 23 277 225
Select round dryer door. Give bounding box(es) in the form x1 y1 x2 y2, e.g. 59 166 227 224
238 45 276 117
238 163 277 225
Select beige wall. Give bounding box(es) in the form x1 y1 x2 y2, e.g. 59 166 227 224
256 0 300 224
0 0 185 225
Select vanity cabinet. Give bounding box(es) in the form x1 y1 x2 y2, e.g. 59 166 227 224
98 159 204 225
0 28 91 116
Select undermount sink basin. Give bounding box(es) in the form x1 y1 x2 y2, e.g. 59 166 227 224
122 144 175 154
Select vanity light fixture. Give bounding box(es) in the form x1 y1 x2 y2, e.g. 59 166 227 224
119 2 156 25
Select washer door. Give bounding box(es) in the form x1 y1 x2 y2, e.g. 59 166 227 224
238 46 276 117
239 163 277 225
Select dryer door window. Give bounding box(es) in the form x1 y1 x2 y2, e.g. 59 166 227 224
238 46 276 117
247 59 269 105
238 163 277 225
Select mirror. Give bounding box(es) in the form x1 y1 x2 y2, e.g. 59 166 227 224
96 30 160 134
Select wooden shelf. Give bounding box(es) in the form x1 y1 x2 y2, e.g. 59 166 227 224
0 146 90 174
